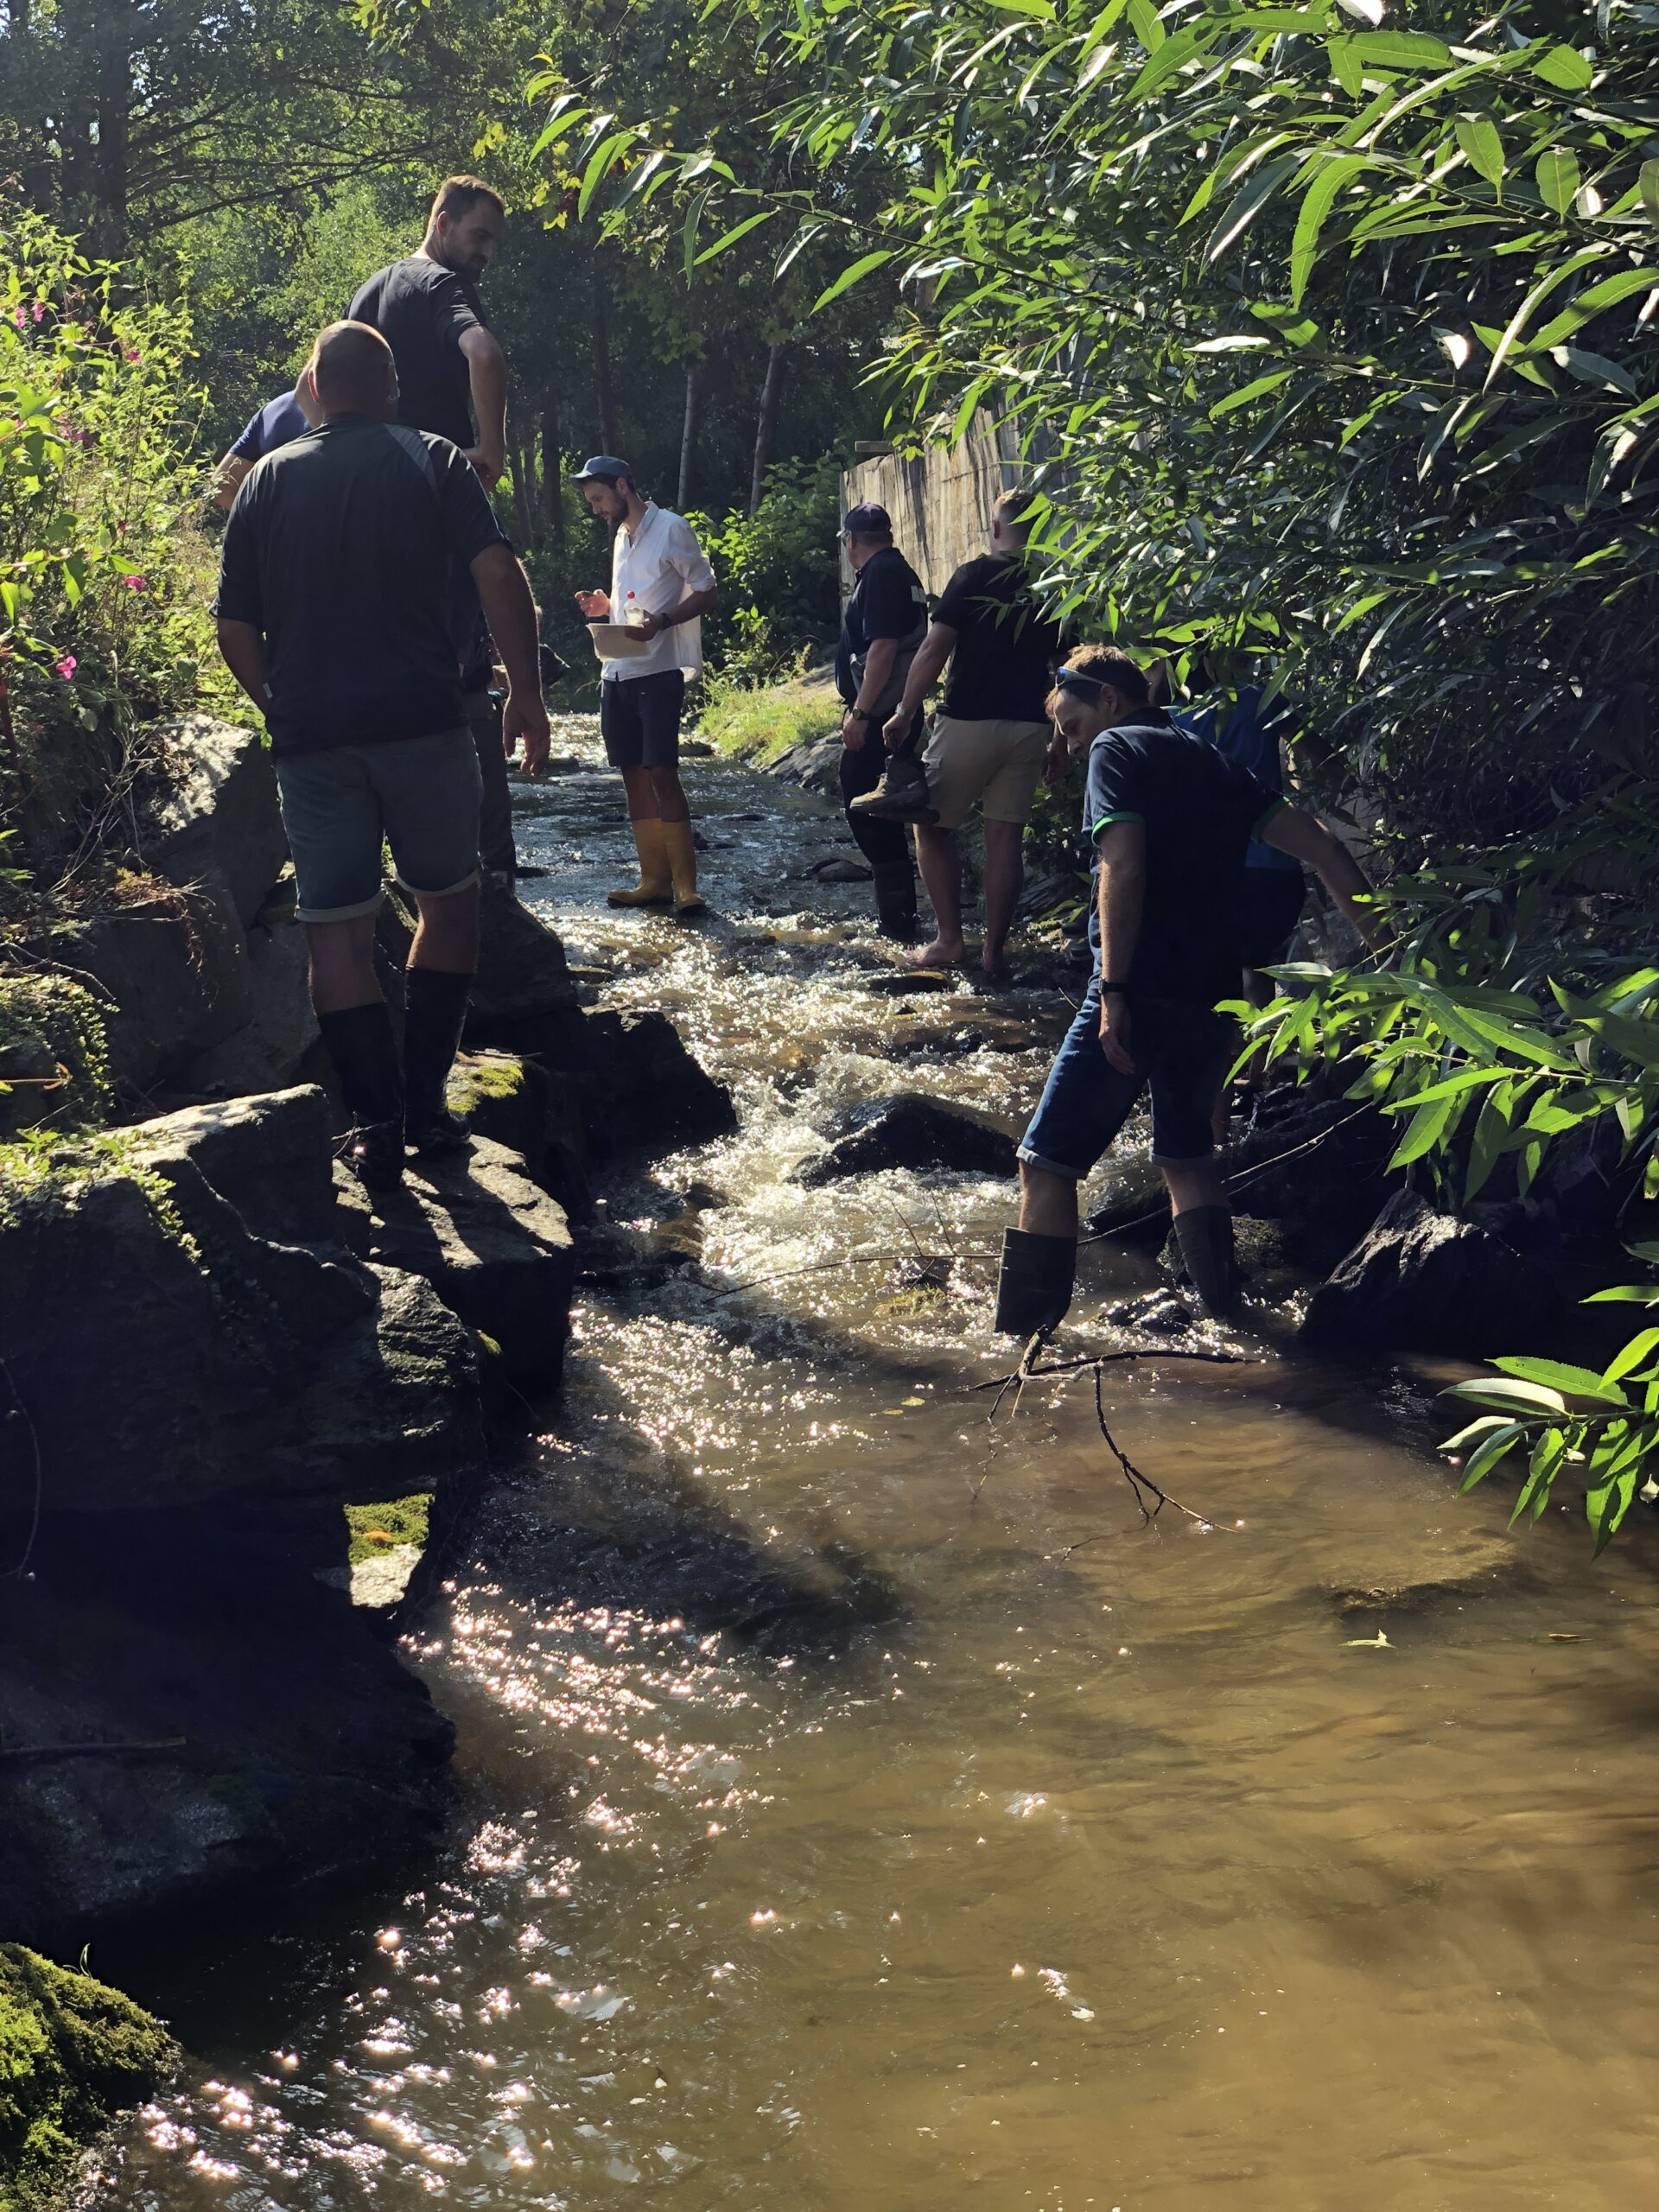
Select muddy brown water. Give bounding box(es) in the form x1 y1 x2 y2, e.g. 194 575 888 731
103 721 1659 2211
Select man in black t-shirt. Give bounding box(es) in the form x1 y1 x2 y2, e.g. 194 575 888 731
348 177 526 879
881 489 1064 978
835 502 929 939
994 644 1376 1338
214 321 549 1196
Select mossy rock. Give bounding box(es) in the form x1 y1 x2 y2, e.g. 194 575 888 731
0 1944 177 2212
0 977 110 1141
346 1492 432 1566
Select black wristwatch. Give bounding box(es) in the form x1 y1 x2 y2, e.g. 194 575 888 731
1099 980 1130 995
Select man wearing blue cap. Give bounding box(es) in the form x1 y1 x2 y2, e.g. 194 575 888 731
574 457 719 914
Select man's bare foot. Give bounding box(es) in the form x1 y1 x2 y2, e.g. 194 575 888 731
906 937 966 969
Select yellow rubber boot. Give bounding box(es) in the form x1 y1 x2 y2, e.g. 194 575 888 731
663 819 706 915
607 816 674 907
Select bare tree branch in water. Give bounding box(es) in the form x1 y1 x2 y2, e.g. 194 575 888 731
974 1333 1246 1535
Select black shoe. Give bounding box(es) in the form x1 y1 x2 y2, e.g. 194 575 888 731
406 1107 472 1156
994 1228 1077 1337
849 751 938 823
871 860 919 943
342 1120 405 1192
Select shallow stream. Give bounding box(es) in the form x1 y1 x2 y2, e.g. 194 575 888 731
105 721 1659 2211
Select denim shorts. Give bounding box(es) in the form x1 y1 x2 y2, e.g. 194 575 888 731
273 727 482 923
1019 984 1236 1175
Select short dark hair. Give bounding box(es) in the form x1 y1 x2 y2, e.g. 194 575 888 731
1045 644 1149 720
431 175 505 225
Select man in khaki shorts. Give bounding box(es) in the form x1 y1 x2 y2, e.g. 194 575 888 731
882 490 1064 979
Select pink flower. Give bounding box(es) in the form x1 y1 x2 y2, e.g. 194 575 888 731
124 348 141 363
55 656 77 679
31 303 44 324
10 308 24 329
124 575 146 591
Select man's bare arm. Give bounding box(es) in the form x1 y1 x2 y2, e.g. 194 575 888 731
1261 804 1378 950
471 542 550 772
1095 819 1146 1074
215 619 268 710
890 620 957 726
640 583 718 638
211 454 251 513
459 327 507 486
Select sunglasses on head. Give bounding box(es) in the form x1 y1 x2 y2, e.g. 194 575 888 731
1055 667 1108 700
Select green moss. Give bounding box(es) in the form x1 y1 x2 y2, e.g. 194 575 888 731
0 1131 197 1252
0 977 110 1141
0 1945 176 2212
448 1054 526 1109
346 1493 432 1566
695 675 842 766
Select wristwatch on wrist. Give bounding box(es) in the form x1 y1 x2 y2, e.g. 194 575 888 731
1099 979 1130 995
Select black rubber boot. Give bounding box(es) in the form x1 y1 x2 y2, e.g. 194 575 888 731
404 967 474 1154
994 1228 1077 1338
870 859 919 943
317 1002 405 1192
1173 1205 1241 1320
849 746 938 824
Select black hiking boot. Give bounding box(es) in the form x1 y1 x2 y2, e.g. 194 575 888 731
849 747 938 823
994 1228 1077 1338
341 1119 406 1193
406 1106 472 1156
870 860 919 943
1173 1205 1241 1320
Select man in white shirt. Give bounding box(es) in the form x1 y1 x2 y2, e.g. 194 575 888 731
573 456 719 913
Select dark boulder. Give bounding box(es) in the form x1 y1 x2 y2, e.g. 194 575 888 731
446 1050 594 1221
334 1138 575 1393
796 1092 1019 1185
181 899 319 1100
466 874 578 1032
1300 1188 1561 1356
571 1007 738 1157
143 715 289 926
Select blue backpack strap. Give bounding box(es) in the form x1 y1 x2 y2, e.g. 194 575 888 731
385 423 439 499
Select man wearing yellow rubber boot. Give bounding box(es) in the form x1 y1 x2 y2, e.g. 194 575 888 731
574 457 719 915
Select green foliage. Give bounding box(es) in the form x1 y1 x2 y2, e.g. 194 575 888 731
0 1128 196 1252
0 1944 176 2212
696 669 843 764
690 456 842 680
1 203 224 759
1441 1261 1659 1551
0 975 110 1141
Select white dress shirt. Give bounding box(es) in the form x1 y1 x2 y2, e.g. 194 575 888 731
606 503 716 683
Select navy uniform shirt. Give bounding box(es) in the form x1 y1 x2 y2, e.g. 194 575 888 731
1084 717 1283 1003
213 416 508 756
836 544 928 707
226 392 309 464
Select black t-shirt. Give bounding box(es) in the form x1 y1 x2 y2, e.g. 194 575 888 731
936 552 1062 723
836 544 928 706
213 416 509 755
347 257 486 448
1084 717 1284 1004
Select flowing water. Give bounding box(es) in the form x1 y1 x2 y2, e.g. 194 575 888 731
105 722 1659 2212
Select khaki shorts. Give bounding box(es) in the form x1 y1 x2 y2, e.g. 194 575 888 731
920 714 1050 830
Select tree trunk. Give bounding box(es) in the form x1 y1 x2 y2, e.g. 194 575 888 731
591 264 619 455
510 423 537 547
749 340 790 515
677 360 704 513
93 0 131 253
540 404 565 552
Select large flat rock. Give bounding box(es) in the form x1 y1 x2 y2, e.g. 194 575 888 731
335 1137 575 1392
796 1091 1019 1185
143 714 289 926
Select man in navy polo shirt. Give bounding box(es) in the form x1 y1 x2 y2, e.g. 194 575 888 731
211 391 309 512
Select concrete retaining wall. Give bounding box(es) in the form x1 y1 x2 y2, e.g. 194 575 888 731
838 416 1030 594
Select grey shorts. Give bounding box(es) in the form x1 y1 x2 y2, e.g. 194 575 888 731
273 727 482 924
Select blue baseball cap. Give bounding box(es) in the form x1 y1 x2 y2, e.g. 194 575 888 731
571 454 632 484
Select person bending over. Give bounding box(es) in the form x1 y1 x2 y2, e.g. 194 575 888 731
213 321 550 1193
573 456 719 915
880 487 1065 979
994 644 1376 1337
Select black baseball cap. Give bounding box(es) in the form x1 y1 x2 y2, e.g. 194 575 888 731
842 501 893 536
571 454 632 485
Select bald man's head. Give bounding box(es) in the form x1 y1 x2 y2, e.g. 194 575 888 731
308 321 398 420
